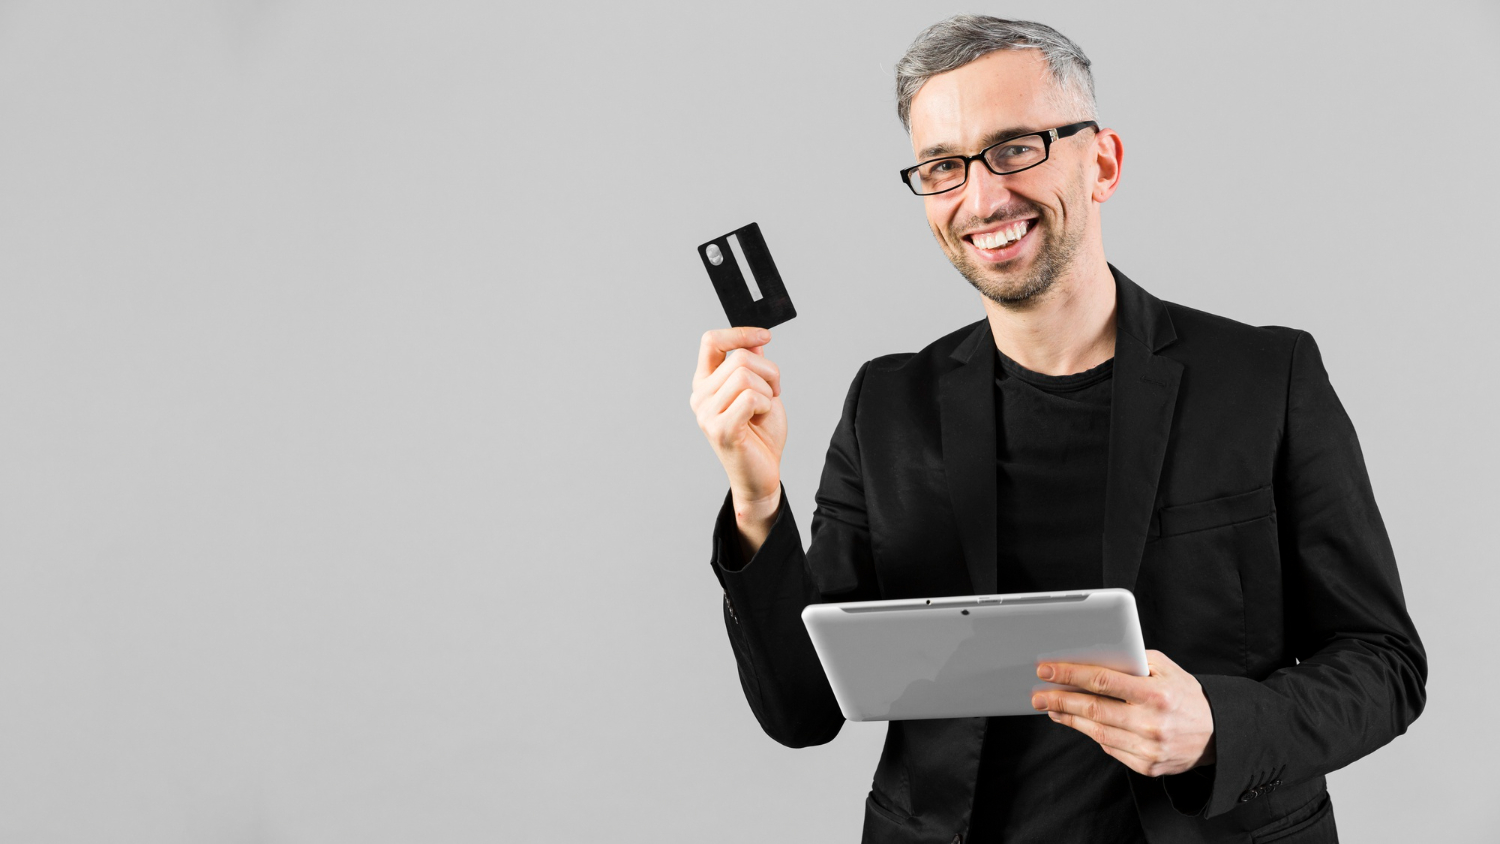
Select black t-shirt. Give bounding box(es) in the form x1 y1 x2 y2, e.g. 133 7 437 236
967 347 1147 843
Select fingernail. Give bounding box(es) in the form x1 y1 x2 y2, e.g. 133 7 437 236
757 330 771 342
1037 665 1054 681
1031 694 1045 710
1048 712 1061 722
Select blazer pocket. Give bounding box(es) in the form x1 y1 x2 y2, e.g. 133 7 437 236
866 789 912 826
1151 485 1273 538
1137 486 1274 675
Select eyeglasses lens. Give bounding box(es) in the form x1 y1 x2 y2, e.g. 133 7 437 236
910 134 1048 195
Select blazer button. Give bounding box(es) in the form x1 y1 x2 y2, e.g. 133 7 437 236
1239 790 1256 802
951 836 963 844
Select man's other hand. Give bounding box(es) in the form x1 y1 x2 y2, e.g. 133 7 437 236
690 327 786 554
1031 649 1216 778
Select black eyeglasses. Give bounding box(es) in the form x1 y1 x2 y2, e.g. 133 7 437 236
899 121 1099 196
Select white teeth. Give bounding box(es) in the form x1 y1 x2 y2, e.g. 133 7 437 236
973 220 1030 251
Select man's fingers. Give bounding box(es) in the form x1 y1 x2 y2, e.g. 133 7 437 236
1032 690 1140 734
1145 649 1180 678
691 344 781 405
1038 661 1152 704
702 364 774 413
695 327 772 382
718 387 774 439
697 365 776 422
1045 710 1148 759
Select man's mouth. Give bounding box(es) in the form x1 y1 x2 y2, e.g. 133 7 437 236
964 219 1035 257
960 217 1044 260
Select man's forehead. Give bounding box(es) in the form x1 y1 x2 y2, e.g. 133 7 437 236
908 49 1061 158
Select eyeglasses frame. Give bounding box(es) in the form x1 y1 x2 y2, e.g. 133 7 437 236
899 120 1100 196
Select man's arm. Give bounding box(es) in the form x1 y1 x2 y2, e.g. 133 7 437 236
710 361 880 747
1032 330 1426 816
692 330 879 747
1184 330 1427 816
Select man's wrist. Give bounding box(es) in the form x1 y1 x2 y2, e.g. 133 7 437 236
732 487 781 523
1194 733 1217 768
732 487 782 561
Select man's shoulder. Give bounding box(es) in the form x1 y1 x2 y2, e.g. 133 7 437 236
1161 298 1305 363
838 320 984 413
863 319 984 376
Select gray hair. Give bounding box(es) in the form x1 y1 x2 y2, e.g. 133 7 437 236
895 15 1097 133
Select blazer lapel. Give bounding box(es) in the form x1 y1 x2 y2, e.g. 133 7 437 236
937 268 1179 596
1101 267 1182 591
939 321 999 596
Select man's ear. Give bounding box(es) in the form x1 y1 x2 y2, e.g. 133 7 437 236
1091 128 1123 203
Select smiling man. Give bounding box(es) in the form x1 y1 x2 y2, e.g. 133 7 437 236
689 15 1425 844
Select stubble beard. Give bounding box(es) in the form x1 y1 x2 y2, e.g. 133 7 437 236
941 204 1086 310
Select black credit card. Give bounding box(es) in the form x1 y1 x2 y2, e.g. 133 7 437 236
697 222 796 329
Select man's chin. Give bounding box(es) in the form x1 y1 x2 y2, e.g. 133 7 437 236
971 275 1055 306
954 260 1054 307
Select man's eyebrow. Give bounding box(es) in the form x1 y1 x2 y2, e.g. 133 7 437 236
917 126 1038 161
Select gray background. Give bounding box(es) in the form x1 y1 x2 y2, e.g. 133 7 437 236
0 1 1494 841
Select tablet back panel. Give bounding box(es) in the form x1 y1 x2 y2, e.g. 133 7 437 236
800 588 1147 721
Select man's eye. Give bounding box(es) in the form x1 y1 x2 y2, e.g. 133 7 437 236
930 160 960 173
997 145 1034 157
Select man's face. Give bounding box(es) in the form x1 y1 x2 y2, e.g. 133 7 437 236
907 50 1099 308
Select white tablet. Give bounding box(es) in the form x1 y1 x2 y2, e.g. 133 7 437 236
800 588 1148 721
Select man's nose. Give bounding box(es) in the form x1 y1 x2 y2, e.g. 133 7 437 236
960 160 1011 219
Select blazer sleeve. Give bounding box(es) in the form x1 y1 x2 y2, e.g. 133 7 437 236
708 360 881 748
1187 330 1428 818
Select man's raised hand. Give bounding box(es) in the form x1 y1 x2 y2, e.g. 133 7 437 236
690 327 786 548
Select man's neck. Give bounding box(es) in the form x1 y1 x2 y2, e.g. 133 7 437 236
980 256 1117 377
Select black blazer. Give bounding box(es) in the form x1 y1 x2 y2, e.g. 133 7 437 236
709 267 1426 844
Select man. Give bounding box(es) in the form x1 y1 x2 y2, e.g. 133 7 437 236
688 15 1424 844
